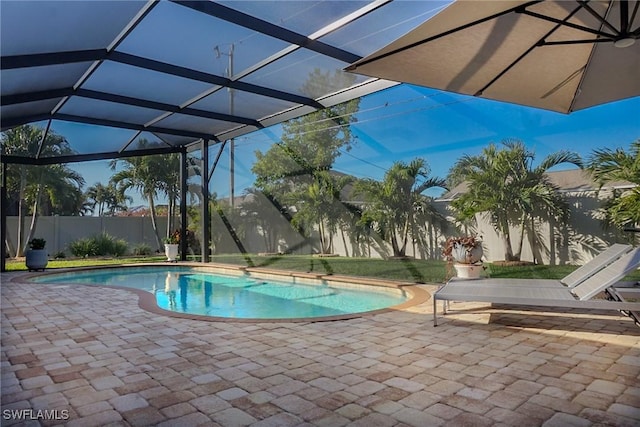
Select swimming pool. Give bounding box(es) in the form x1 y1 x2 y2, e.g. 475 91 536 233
30 266 421 321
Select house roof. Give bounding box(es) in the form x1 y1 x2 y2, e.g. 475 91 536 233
1 0 448 165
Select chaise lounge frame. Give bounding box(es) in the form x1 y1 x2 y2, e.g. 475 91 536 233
433 247 640 327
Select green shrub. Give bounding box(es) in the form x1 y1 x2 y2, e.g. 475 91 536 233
132 243 152 256
68 233 128 257
69 238 99 257
93 233 113 255
111 239 128 257
28 238 46 250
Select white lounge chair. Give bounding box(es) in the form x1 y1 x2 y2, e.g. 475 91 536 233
555 243 633 287
476 243 632 289
604 283 640 326
433 247 640 326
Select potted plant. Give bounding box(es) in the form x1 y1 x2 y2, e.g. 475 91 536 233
163 230 180 262
25 238 48 271
442 236 484 279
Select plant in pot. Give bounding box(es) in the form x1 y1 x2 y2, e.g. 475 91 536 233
442 236 484 279
25 238 48 271
163 230 180 262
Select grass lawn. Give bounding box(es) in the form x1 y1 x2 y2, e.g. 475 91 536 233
5 254 639 284
4 256 167 271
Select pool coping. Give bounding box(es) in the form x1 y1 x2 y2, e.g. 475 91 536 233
14 262 432 323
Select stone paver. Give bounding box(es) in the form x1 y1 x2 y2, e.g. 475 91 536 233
2 271 640 426
211 407 257 426
542 412 591 427
586 379 627 396
109 393 148 412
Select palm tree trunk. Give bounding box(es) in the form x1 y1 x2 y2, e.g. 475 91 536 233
341 228 349 257
5 228 16 258
166 198 172 239
147 194 163 251
427 227 435 259
528 217 542 264
170 196 175 234
16 167 26 257
391 233 401 257
23 185 42 254
500 219 515 261
318 221 329 254
514 215 526 261
168 191 177 237
399 219 410 257
317 221 324 253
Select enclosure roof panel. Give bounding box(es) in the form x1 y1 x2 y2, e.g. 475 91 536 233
1 1 450 163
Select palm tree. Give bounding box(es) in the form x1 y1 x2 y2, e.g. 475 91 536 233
155 153 180 237
448 140 582 261
356 158 447 258
22 164 86 251
2 125 84 256
42 177 90 216
587 140 640 236
85 182 131 216
291 171 354 254
109 150 199 250
109 155 164 250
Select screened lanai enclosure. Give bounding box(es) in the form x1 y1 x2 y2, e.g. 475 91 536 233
2 1 639 272
0 0 449 269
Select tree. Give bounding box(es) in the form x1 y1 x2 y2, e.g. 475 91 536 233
85 182 131 216
356 158 447 258
448 140 582 261
2 125 85 256
155 153 181 237
291 171 355 254
587 140 640 234
110 147 200 250
110 154 164 250
240 188 293 254
251 69 361 254
40 176 90 216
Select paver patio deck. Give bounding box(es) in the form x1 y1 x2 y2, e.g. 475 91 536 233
2 270 639 426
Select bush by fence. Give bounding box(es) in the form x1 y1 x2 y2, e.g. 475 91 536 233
69 233 128 257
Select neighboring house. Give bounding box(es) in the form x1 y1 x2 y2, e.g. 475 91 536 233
113 205 150 217
438 169 636 264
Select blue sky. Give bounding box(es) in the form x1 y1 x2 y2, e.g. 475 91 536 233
207 84 639 201
332 85 640 183
69 84 639 208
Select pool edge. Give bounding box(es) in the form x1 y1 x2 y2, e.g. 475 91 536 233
14 262 433 323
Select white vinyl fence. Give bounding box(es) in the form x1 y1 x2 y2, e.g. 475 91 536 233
6 216 171 256
5 189 631 265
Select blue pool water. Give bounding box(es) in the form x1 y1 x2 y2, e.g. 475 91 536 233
31 267 408 319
